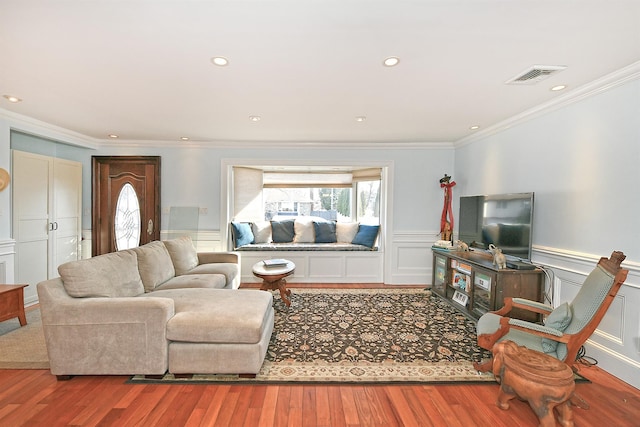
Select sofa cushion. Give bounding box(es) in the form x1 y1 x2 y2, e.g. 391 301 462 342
155 289 274 344
352 224 380 248
58 250 144 298
153 274 226 290
251 221 272 244
185 263 238 286
314 221 337 243
132 241 176 292
271 219 295 243
231 221 254 246
163 236 199 275
336 222 359 243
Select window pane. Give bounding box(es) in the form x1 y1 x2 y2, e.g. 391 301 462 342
114 183 141 250
356 180 380 224
263 187 352 221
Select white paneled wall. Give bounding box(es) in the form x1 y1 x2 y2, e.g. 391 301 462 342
386 231 436 285
0 240 15 282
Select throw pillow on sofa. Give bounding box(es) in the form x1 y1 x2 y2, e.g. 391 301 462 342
352 224 380 248
163 236 199 275
132 241 176 292
58 250 144 298
231 221 254 247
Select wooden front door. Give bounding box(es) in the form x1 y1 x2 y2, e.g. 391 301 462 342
92 156 161 256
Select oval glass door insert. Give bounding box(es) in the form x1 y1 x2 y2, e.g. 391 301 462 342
114 183 141 250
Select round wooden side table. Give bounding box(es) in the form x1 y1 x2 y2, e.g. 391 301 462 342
252 260 295 307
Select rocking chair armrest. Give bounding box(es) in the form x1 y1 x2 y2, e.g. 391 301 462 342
506 318 570 342
492 297 552 316
511 298 553 315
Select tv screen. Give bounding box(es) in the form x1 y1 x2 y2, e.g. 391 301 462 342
458 192 534 260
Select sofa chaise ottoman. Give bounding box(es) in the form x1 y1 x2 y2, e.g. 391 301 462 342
37 237 274 378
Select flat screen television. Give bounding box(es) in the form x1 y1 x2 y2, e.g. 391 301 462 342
458 192 534 261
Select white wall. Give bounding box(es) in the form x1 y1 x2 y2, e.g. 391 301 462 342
454 77 640 389
455 79 640 260
90 143 453 236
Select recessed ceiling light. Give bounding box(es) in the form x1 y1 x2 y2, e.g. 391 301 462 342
469 125 480 130
180 137 190 141
3 95 22 103
355 116 367 122
249 115 261 122
211 56 229 67
550 85 567 91
383 57 400 67
108 134 119 139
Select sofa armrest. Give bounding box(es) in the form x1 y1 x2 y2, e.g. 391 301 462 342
198 251 239 265
37 278 174 376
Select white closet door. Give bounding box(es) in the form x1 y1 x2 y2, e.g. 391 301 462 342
51 158 82 277
12 151 51 302
12 150 82 303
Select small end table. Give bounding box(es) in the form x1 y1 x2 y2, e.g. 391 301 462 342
492 340 575 427
0 284 29 326
252 260 295 306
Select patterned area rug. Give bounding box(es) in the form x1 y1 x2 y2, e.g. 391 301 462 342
131 288 495 384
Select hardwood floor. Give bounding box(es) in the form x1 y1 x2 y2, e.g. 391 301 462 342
1 284 638 426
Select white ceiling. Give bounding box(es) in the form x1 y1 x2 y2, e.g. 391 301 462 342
1 0 639 144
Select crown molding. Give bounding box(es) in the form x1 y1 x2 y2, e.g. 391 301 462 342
98 139 455 150
0 108 453 150
454 60 640 148
0 108 100 150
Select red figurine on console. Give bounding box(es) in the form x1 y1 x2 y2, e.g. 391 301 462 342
439 174 456 242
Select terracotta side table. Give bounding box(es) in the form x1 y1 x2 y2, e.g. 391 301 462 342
492 340 575 427
0 284 29 326
252 260 295 306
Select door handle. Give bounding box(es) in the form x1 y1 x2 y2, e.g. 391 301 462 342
147 219 153 235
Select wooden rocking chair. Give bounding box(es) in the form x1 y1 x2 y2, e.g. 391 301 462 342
473 251 628 373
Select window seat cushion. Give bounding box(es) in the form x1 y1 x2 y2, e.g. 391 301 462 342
235 242 377 251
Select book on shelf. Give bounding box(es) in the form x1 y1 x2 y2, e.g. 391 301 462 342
263 259 289 268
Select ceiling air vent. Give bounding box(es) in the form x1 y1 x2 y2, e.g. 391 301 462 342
505 65 567 85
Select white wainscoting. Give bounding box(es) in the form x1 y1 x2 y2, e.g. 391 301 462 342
386 231 437 285
84 229 437 284
81 230 225 257
0 239 15 282
533 247 640 390
240 251 384 284
160 230 224 252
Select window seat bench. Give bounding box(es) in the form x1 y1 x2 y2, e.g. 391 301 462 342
231 218 383 283
235 242 376 251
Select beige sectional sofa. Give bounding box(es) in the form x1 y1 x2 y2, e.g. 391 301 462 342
36 236 274 379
